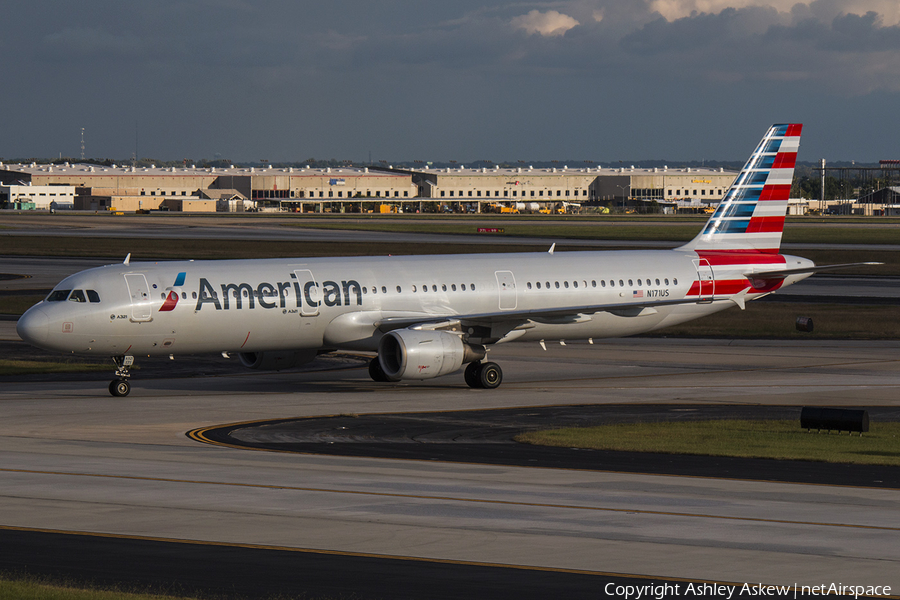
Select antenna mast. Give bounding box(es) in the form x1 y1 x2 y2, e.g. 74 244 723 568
80 128 85 161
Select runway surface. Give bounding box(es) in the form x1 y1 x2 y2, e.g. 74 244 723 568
1 219 898 597
3 212 899 250
193 404 900 488
1 339 899 597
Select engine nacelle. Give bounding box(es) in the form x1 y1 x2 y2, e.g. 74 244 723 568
378 329 484 381
238 350 317 371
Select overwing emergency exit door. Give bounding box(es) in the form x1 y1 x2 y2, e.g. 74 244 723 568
495 270 517 310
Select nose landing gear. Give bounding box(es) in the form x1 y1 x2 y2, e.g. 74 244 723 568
109 355 134 397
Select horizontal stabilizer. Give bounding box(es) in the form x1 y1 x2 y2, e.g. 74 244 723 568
744 262 882 279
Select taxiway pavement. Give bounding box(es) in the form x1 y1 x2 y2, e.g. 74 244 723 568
1 339 898 597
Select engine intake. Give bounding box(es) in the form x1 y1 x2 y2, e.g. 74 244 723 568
239 350 317 371
378 329 484 381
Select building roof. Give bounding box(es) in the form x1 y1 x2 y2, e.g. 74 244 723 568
406 165 734 177
0 163 406 178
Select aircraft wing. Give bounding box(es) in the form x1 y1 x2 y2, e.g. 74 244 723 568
374 295 713 333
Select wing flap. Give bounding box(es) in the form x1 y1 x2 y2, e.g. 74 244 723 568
374 295 711 333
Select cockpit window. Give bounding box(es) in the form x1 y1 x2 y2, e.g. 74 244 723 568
87 290 101 303
47 290 72 302
68 290 87 303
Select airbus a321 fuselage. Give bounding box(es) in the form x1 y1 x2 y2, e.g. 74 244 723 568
18 124 840 396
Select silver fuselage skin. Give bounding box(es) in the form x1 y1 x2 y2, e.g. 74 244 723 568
17 249 813 358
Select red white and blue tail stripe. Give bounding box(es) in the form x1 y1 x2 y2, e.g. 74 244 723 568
679 123 801 254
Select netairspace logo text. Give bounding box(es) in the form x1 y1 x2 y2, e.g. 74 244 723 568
603 581 892 599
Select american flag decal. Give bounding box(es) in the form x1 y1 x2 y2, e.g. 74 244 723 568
633 290 643 298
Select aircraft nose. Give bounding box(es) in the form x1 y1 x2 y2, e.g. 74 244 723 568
17 305 50 347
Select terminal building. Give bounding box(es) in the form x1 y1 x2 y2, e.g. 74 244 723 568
0 162 415 212
0 160 737 213
406 164 736 212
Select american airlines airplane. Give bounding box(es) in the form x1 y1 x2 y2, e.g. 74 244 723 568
15 124 867 396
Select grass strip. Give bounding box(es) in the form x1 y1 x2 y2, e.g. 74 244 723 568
283 221 705 241
515 420 900 466
0 236 547 260
0 575 194 600
0 359 109 376
0 295 45 315
285 220 900 245
653 302 900 339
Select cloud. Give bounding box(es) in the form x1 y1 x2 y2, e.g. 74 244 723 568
611 2 900 93
510 10 580 37
647 0 900 25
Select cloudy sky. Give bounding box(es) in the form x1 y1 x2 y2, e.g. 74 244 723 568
2 1 899 163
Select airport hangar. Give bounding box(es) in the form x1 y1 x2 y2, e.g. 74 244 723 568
0 161 737 213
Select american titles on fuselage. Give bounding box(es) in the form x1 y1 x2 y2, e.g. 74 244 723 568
195 275 362 311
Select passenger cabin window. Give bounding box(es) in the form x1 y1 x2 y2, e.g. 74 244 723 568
47 290 72 302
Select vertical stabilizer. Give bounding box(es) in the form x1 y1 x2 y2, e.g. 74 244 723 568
678 123 801 253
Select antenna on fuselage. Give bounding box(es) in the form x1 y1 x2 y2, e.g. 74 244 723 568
548 243 555 255
123 253 131 265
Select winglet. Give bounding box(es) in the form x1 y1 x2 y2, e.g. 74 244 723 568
548 243 555 255
124 253 131 265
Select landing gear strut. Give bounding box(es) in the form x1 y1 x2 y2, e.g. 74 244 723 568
464 361 502 389
109 355 134 397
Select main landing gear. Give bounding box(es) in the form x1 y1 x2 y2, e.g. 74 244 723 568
109 355 134 397
367 356 503 389
464 361 502 389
